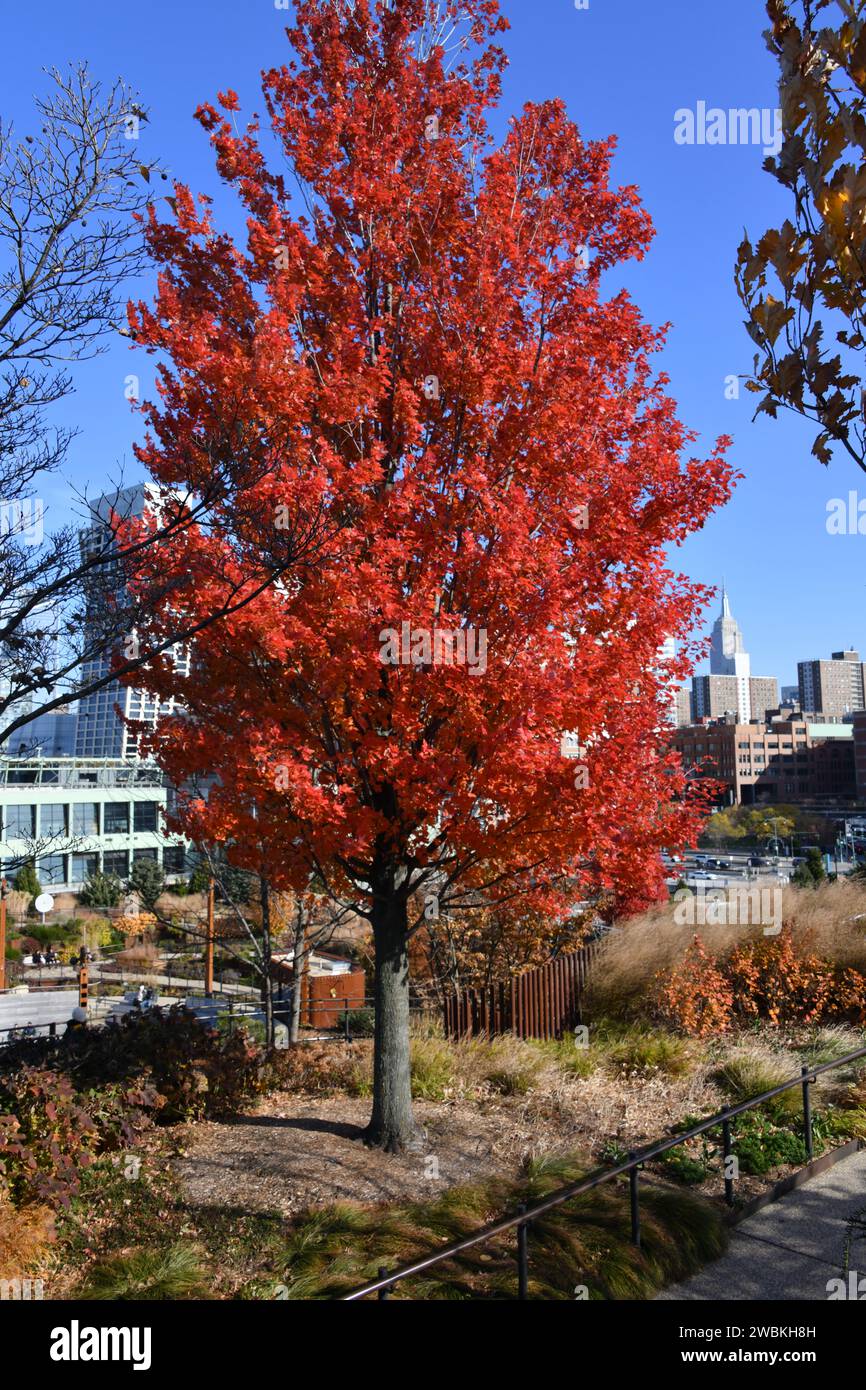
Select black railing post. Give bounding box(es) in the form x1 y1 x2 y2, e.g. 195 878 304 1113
628 1153 641 1248
722 1118 735 1207
517 1204 529 1300
344 999 350 1043
378 1267 391 1301
802 1065 814 1161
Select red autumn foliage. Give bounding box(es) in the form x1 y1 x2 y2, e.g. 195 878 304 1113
124 0 733 1146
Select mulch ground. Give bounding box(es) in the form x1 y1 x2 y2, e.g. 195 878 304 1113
172 1090 577 1217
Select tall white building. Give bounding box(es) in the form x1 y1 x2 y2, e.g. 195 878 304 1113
692 589 778 725
708 587 751 721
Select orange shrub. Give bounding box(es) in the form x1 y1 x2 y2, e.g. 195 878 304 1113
727 927 836 1027
657 926 866 1035
655 936 734 1038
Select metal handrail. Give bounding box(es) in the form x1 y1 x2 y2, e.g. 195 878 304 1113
341 1042 866 1301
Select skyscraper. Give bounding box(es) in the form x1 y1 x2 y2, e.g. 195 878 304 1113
710 586 750 678
75 485 188 761
693 588 778 724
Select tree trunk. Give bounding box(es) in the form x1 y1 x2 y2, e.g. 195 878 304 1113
289 902 306 1045
365 889 417 1153
260 876 274 1048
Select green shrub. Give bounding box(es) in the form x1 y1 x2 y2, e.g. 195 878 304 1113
658 1149 708 1185
340 1007 375 1037
128 859 165 911
730 1110 808 1176
13 864 41 901
79 872 123 909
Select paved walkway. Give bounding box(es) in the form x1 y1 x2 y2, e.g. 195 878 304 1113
659 1150 866 1300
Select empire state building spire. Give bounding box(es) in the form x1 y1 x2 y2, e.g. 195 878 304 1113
710 586 750 678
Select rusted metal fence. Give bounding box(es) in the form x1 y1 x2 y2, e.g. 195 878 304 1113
442 943 599 1041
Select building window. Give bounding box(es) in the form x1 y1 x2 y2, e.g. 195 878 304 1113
133 802 160 833
163 845 187 874
4 804 35 839
133 847 159 864
104 802 130 834
73 803 100 836
103 850 130 877
40 804 67 838
37 854 67 885
71 853 99 882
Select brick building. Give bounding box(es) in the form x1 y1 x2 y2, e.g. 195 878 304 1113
855 712 866 803
672 717 857 807
798 650 866 718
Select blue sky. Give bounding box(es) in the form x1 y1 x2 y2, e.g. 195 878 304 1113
2 0 861 690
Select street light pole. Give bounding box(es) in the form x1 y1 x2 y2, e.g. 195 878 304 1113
205 877 215 998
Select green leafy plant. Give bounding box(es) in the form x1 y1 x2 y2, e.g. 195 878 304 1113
657 1149 708 1186
731 1110 808 1176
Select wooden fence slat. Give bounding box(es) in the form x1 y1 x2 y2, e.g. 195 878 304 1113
441 943 597 1043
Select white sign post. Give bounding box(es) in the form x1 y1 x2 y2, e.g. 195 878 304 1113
34 893 54 925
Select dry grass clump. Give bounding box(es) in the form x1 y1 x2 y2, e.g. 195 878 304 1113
264 1152 727 1300
789 880 866 971
79 1242 213 1301
584 878 866 1022
0 1195 54 1280
711 1043 803 1117
795 1024 866 1070
115 941 161 970
409 1033 555 1099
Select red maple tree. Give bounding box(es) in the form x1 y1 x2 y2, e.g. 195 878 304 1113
128 0 733 1150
